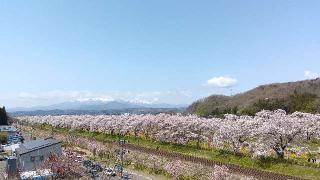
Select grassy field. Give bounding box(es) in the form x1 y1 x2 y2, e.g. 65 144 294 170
36 124 320 180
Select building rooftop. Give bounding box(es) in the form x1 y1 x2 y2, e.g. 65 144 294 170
3 143 21 152
0 125 17 132
21 169 53 179
16 137 61 155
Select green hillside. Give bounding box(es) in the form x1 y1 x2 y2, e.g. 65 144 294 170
188 78 320 117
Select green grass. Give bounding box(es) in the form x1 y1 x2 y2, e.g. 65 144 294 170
36 124 320 180
306 139 320 151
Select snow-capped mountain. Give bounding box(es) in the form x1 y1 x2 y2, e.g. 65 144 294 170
8 100 186 112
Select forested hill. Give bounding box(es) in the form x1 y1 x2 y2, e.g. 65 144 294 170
187 78 320 117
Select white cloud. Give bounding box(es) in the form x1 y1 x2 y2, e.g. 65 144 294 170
304 70 319 79
206 76 238 88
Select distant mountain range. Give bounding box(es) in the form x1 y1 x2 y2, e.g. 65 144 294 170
8 100 187 116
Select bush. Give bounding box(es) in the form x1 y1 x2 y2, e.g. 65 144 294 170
0 132 8 144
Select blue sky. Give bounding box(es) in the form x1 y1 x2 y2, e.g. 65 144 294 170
0 0 320 107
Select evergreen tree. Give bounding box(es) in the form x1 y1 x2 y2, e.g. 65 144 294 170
0 106 8 125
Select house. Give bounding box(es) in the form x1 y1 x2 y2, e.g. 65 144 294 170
16 137 62 171
6 156 17 177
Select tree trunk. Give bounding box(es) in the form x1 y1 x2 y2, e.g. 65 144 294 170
276 150 284 159
274 146 285 159
196 138 200 149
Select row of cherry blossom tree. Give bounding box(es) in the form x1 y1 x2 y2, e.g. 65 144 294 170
17 109 320 158
17 124 235 180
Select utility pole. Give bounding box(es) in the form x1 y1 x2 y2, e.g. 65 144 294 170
30 127 35 140
51 126 54 137
115 139 126 179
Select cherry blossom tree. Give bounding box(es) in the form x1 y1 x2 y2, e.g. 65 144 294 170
41 152 86 179
253 110 303 158
211 165 229 180
17 109 318 159
164 160 183 179
290 112 320 140
213 115 255 154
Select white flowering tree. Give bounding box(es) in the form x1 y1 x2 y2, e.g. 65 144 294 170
253 110 303 158
213 115 254 154
17 109 318 159
211 165 229 180
290 112 320 140
164 160 183 179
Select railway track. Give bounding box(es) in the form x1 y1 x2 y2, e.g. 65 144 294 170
92 137 304 180
122 144 303 180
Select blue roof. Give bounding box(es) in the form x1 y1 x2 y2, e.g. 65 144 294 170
16 137 61 155
23 139 51 150
0 126 17 132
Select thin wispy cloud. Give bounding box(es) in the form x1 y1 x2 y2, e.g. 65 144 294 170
18 91 93 100
11 89 197 108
